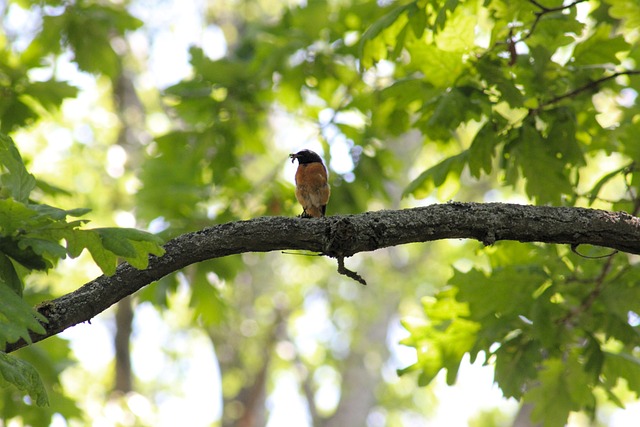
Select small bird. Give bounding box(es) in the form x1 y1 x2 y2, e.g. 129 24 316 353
289 149 330 218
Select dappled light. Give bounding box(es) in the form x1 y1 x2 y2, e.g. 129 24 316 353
1 0 640 426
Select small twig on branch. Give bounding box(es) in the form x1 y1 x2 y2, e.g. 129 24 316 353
570 244 618 259
337 256 367 286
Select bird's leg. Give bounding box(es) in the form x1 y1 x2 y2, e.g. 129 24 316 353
299 209 312 218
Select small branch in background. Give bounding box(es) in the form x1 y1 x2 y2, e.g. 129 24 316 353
560 251 617 326
533 70 640 112
519 0 590 42
507 27 518 66
527 0 589 13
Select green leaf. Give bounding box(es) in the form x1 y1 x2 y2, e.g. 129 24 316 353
63 227 163 276
28 204 91 221
564 353 596 410
189 49 250 86
0 278 47 348
453 267 546 321
522 353 596 426
545 107 584 167
407 2 427 38
524 358 574 427
399 291 480 387
602 351 640 395
434 2 473 50
22 80 79 113
525 10 584 51
0 236 49 271
0 352 49 407
507 122 574 204
606 0 640 32
586 164 631 205
18 237 67 261
0 198 37 235
20 13 66 66
189 273 228 325
0 99 39 134
434 0 461 32
494 336 541 399
123 239 165 270
359 3 413 68
64 230 117 275
420 88 484 139
476 57 526 107
95 228 137 258
403 151 467 198
468 122 498 177
572 24 630 66
582 334 604 382
65 4 141 79
406 42 466 88
0 134 37 203
0 252 22 296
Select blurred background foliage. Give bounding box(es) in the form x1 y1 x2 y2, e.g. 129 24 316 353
1 0 640 426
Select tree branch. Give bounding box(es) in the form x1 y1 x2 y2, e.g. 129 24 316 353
536 70 640 110
6 202 640 353
527 0 588 14
520 0 589 42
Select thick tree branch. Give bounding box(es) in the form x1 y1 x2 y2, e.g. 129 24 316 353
6 202 640 353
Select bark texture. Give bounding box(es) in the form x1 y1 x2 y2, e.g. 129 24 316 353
6 203 640 352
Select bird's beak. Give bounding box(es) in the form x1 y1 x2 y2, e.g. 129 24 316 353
289 153 298 163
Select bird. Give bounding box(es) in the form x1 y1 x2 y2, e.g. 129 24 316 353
289 149 330 218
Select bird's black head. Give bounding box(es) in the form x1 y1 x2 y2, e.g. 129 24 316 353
289 149 323 165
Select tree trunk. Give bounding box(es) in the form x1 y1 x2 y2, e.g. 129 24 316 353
512 403 541 427
113 296 133 393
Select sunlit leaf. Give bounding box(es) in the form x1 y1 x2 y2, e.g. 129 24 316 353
573 24 630 66
22 80 79 113
359 3 412 68
0 134 36 203
603 351 640 396
403 151 467 198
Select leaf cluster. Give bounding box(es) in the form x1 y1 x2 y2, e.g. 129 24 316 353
402 241 640 426
0 134 163 408
1 2 141 132
359 0 639 207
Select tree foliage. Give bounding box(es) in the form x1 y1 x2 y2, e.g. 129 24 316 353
0 132 163 410
0 0 639 426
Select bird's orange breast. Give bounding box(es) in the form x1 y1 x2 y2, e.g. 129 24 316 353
295 162 328 188
295 162 330 217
